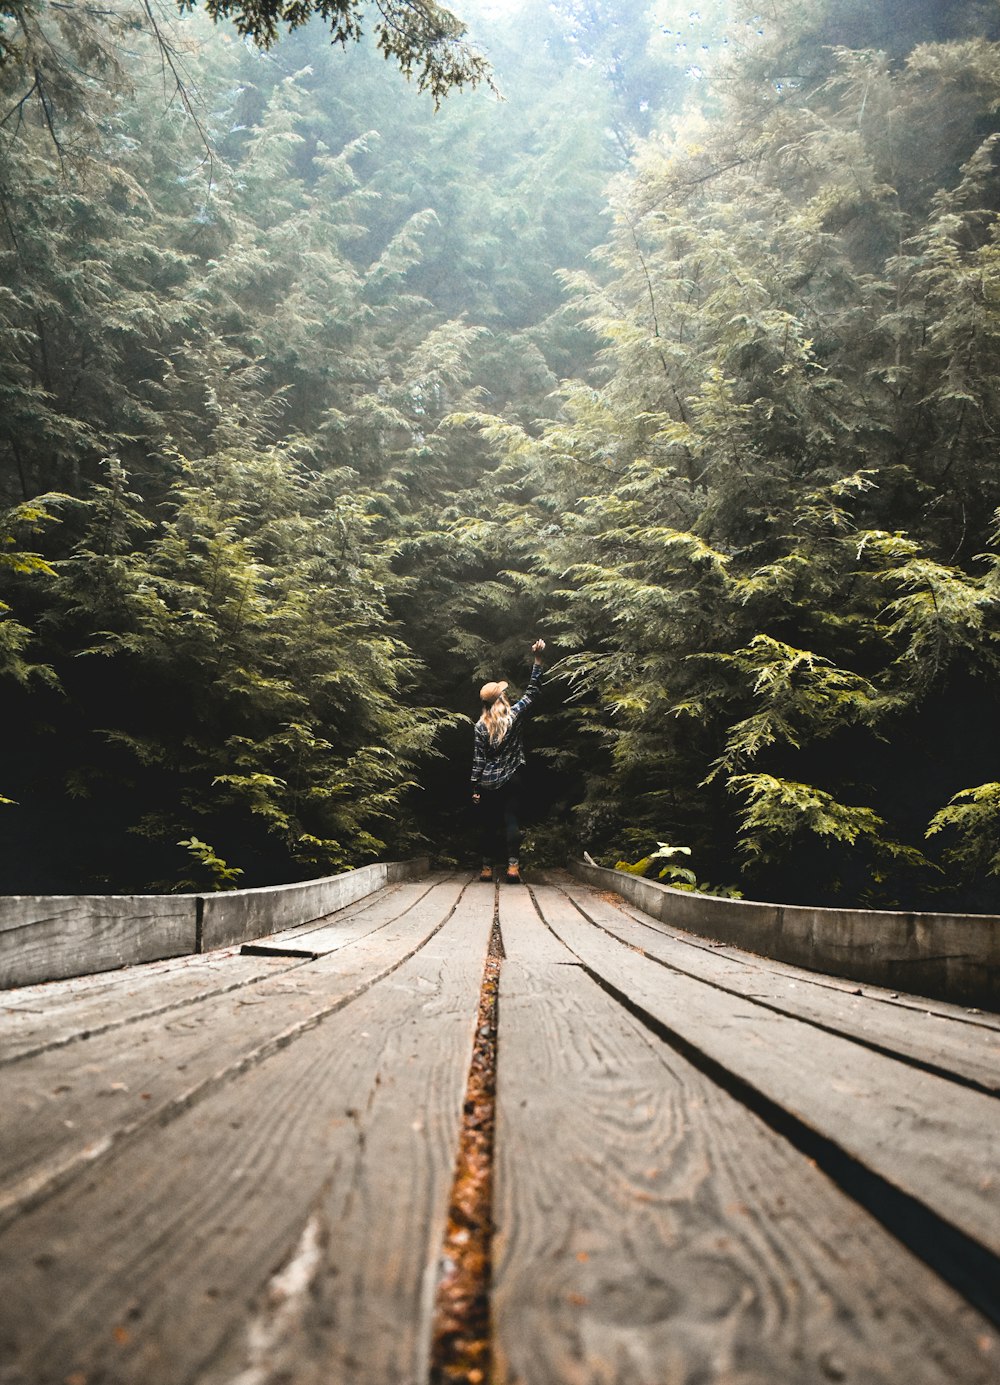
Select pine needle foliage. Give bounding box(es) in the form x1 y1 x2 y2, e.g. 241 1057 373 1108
184 0 494 105
4 1 1000 909
47 448 455 886
458 1 1000 907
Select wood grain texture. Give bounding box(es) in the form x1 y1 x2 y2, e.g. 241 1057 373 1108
0 894 197 988
0 883 491 1385
0 880 443 1065
0 877 468 1229
530 885 1000 1261
554 879 1000 1092
493 888 1000 1385
251 876 451 954
568 860 1000 1010
546 871 1000 1033
0 949 298 1063
198 862 392 951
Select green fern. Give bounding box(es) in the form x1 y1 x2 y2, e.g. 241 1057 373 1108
927 784 1000 878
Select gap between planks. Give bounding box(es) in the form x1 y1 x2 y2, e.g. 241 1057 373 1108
0 882 496 1385
553 881 1000 1097
491 886 1000 1385
552 871 1000 1034
0 878 471 1232
429 884 503 1385
526 883 1000 1329
0 878 449 1066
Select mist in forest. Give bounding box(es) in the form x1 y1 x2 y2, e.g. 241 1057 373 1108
2 0 1000 912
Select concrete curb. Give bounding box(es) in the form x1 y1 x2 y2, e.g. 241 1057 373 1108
0 858 430 990
570 860 1000 1012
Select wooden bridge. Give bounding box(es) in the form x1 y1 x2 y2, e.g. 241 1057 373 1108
1 871 998 1383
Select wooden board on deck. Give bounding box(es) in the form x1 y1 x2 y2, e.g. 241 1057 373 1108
0 950 301 1064
552 870 1000 1031
238 876 447 953
528 884 1000 1264
0 881 492 1385
553 877 1000 1092
0 879 443 1064
492 887 999 1385
0 876 469 1229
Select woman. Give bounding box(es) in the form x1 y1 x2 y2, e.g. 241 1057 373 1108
471 638 545 884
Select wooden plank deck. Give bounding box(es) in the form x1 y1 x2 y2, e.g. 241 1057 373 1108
0 869 997 1384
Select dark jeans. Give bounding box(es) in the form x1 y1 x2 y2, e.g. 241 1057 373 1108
478 772 523 864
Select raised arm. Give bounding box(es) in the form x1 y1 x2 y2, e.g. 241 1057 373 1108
510 639 545 717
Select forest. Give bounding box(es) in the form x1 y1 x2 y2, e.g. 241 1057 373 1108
2 0 1000 911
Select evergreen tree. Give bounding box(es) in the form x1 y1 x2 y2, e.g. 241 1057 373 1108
6 0 1000 909
464 0 1000 907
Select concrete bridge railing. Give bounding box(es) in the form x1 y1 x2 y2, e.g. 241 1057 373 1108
0 858 430 990
571 859 1000 1012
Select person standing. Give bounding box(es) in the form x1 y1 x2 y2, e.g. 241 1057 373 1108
471 639 545 884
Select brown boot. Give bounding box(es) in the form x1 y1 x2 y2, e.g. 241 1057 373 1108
479 865 494 882
504 863 522 885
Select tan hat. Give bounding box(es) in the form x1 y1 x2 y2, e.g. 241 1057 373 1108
479 680 508 704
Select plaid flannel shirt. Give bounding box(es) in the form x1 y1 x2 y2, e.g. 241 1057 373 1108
471 662 542 792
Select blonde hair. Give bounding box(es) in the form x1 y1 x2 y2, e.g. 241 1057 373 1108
480 694 513 746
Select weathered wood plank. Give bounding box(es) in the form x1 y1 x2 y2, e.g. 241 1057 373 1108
0 861 431 990
548 871 1000 1032
558 872 1000 1032
199 859 431 951
529 884 1000 1263
0 894 197 989
569 859 1000 1010
0 949 299 1063
0 884 491 1385
554 878 1000 1092
246 876 453 954
493 888 1000 1384
0 879 444 1064
0 877 468 1229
